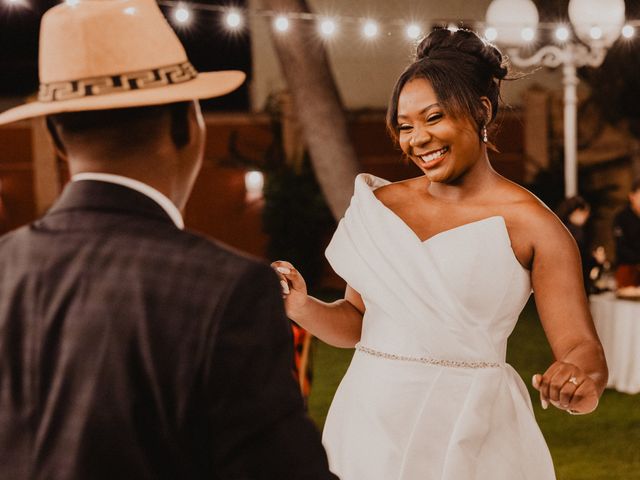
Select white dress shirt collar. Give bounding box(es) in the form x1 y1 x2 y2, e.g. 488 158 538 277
71 172 184 230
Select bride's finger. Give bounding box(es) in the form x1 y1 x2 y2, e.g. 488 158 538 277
270 260 295 281
532 374 549 409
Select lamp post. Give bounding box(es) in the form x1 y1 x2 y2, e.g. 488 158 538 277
486 0 625 198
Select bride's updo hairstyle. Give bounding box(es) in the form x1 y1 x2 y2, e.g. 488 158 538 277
387 28 509 145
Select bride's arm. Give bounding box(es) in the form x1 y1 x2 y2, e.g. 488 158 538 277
528 205 607 414
271 260 364 348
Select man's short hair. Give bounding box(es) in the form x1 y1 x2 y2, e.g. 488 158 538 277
631 178 640 193
46 101 192 151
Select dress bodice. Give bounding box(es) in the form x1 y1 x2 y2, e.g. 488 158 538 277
326 174 531 364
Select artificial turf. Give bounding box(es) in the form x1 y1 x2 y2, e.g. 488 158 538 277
307 298 640 479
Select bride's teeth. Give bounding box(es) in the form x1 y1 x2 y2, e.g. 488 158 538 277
421 147 447 163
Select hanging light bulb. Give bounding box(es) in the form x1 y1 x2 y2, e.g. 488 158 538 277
484 27 498 41
274 15 289 32
589 25 603 40
555 25 570 41
319 18 337 37
225 10 243 29
173 4 190 24
520 27 536 42
363 20 379 38
406 24 421 40
622 24 635 38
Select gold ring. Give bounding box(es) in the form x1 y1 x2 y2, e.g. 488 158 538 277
568 376 579 386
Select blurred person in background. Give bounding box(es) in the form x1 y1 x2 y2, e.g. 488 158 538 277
613 178 640 288
556 196 608 294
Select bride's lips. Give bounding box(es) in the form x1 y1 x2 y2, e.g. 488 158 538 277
418 146 449 169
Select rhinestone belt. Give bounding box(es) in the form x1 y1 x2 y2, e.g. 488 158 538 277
356 344 502 369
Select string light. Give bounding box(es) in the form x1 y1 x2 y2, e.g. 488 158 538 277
521 27 535 42
555 25 570 41
362 20 379 39
3 0 640 46
274 15 289 32
173 4 190 24
622 24 635 38
319 18 337 38
484 27 497 41
406 24 421 40
225 10 243 29
589 26 603 40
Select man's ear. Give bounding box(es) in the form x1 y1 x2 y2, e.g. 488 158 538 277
45 116 68 161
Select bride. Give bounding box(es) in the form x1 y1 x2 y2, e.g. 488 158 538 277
273 28 607 480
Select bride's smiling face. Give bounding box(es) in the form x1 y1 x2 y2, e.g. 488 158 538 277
396 78 485 184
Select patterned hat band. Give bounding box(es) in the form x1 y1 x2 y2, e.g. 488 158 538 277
38 61 198 103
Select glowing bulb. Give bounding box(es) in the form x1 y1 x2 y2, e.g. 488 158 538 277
589 26 602 40
406 24 421 40
447 23 458 33
244 171 264 201
174 6 190 24
363 20 378 38
319 19 337 37
225 10 242 29
622 24 635 38
520 27 535 42
274 15 289 32
555 26 570 41
484 27 498 41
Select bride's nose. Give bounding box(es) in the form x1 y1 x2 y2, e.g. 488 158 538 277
409 125 431 148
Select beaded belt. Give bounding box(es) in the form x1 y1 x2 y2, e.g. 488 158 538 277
355 344 502 369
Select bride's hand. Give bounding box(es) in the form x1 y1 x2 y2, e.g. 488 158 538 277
532 362 600 415
270 260 309 318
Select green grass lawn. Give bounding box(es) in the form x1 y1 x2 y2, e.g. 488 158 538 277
307 298 640 480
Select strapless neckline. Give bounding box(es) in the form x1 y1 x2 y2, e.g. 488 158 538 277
361 175 529 273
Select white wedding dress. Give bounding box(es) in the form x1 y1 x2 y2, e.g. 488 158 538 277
322 174 555 480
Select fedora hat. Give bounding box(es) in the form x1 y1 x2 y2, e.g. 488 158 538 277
0 0 245 125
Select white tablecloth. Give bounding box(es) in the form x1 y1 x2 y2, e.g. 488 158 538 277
590 293 640 394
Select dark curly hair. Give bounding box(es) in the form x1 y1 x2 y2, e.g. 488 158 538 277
386 28 509 145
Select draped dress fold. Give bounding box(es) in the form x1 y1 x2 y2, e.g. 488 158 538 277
322 174 555 480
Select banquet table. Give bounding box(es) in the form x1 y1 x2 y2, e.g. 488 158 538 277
589 292 640 394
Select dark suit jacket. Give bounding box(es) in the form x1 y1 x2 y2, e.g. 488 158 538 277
0 180 337 480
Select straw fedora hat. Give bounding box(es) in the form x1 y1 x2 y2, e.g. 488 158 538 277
0 0 245 125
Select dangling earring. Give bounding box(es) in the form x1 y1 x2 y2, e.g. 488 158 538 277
481 125 488 144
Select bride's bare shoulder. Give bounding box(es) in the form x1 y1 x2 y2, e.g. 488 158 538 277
373 176 427 205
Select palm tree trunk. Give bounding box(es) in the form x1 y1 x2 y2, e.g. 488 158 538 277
259 0 360 219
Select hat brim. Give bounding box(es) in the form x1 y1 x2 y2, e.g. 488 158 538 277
0 70 245 125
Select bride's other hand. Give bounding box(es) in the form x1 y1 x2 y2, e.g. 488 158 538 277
532 362 599 415
270 261 309 317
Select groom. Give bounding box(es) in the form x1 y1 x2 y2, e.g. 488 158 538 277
0 0 336 478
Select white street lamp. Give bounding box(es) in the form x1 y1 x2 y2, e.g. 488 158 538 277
486 0 625 198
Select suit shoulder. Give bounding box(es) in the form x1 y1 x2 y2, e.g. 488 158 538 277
179 230 274 279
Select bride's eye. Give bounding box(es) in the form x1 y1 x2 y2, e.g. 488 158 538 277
426 113 443 123
398 124 413 132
